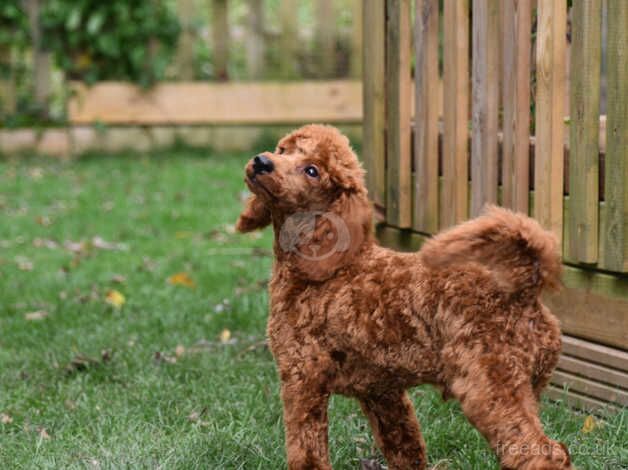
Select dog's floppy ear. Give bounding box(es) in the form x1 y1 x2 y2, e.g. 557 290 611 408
236 195 271 232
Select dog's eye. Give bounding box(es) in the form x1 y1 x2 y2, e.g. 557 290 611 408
277 147 285 155
304 166 319 178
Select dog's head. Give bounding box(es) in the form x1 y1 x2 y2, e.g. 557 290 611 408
236 125 373 280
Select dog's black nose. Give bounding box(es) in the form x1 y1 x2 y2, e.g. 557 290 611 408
253 154 274 174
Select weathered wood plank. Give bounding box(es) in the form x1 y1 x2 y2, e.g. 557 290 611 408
602 0 628 272
534 0 566 240
471 0 499 216
414 0 440 233
545 385 618 412
375 224 429 252
552 371 628 406
568 0 601 264
542 266 628 350
558 355 628 389
362 0 387 210
501 0 531 214
386 0 413 228
442 0 470 228
68 81 362 125
561 335 628 373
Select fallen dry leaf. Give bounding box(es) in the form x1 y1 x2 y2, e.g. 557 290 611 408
24 310 48 321
1 413 13 424
105 290 125 308
219 329 231 344
16 257 33 271
154 351 177 364
110 274 126 284
175 345 186 358
37 427 51 439
167 272 196 288
581 415 596 433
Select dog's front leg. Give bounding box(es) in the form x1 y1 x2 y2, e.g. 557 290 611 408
359 390 427 470
281 380 331 470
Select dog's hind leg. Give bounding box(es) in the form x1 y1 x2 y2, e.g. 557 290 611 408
359 390 427 470
449 370 572 469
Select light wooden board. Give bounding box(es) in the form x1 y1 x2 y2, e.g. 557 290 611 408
602 0 628 273
385 0 413 228
470 0 499 216
568 0 601 264
561 336 628 373
69 81 363 125
441 0 470 228
557 355 628 389
552 371 628 406
533 0 566 240
363 0 387 210
413 0 440 232
501 0 531 214
545 385 618 413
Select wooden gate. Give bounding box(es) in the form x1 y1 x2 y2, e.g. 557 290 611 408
362 0 627 410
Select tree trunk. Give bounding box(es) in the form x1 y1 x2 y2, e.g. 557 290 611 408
0 45 16 117
278 0 298 79
350 0 362 78
245 0 265 79
176 0 196 80
315 0 335 77
25 0 51 116
212 0 230 80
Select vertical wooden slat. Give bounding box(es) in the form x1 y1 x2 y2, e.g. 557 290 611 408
386 0 412 228
534 0 566 239
471 0 500 216
362 0 386 210
568 0 601 263
603 0 628 272
442 0 470 228
502 0 531 214
414 0 439 233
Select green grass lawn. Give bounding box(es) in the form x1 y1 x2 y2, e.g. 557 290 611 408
0 149 625 469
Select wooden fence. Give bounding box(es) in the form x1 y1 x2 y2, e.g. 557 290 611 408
363 0 627 411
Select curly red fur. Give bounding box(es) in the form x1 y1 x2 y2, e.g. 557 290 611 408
237 124 572 470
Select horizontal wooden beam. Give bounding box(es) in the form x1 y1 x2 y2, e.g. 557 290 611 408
69 81 363 125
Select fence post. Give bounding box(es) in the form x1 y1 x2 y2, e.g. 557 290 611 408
501 0 531 215
278 0 298 79
362 0 386 210
603 0 628 272
471 0 499 217
245 0 265 79
176 0 196 80
211 0 229 80
534 0 566 240
568 0 601 263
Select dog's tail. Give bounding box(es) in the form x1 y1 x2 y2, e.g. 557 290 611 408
418 205 562 298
